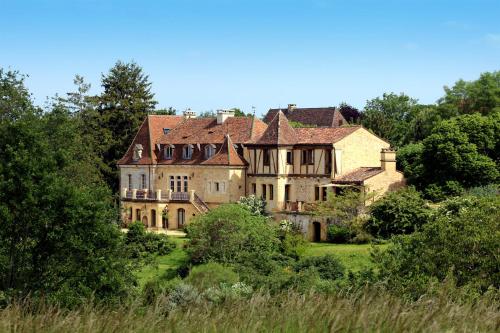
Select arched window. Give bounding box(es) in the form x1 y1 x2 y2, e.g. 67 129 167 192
204 144 216 159
151 209 156 227
182 145 193 159
164 145 174 160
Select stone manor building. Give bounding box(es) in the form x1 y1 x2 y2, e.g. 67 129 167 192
118 106 405 241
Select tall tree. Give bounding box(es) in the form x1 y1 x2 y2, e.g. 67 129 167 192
362 93 419 146
97 61 157 191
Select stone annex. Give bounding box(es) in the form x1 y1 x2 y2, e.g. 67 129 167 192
118 105 405 241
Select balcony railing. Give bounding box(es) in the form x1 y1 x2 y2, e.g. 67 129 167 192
171 192 189 201
122 188 192 202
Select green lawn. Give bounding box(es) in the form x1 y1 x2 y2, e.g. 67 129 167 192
137 238 388 285
136 236 189 286
303 243 388 272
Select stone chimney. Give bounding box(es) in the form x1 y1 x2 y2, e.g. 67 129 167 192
183 108 197 119
287 104 297 112
216 109 235 125
381 148 396 172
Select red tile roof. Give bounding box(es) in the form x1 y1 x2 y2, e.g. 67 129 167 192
117 115 183 165
294 126 361 144
251 110 298 145
264 107 347 127
332 167 383 184
157 116 267 145
201 135 247 166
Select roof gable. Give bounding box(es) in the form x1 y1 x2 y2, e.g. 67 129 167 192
255 110 298 145
201 134 246 166
263 107 347 127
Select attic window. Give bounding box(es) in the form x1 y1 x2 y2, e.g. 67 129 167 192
208 130 214 134
205 144 216 159
133 144 143 161
182 144 194 159
164 145 174 160
163 128 170 134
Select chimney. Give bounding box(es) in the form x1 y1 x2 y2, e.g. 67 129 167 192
287 104 296 112
381 148 396 172
216 109 235 125
183 108 197 119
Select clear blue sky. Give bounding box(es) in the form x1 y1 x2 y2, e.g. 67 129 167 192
1 0 499 116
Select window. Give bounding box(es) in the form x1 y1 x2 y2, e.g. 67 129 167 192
315 186 320 201
269 184 274 200
141 174 146 189
182 145 193 159
284 184 290 202
325 149 332 174
176 176 181 192
183 176 188 192
251 183 256 194
170 176 175 191
338 120 343 126
263 149 270 166
151 209 156 227
262 184 267 199
286 150 293 165
135 209 141 222
128 174 132 190
163 128 170 134
301 149 314 165
177 208 185 228
215 182 220 192
205 144 216 159
128 207 132 220
322 187 328 201
164 146 174 159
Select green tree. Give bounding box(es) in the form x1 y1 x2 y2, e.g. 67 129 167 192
362 93 419 146
97 61 157 191
152 107 176 115
185 204 280 272
366 187 432 238
372 195 500 298
438 71 500 117
421 120 498 188
0 70 136 305
0 69 35 121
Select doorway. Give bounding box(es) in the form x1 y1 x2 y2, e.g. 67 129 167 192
177 208 185 229
312 222 321 242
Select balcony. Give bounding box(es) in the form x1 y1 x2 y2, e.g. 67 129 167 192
122 188 192 202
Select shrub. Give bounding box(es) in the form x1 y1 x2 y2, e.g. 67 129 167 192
185 263 239 291
366 187 432 238
295 255 345 280
125 221 176 258
185 204 280 273
372 195 500 299
237 195 267 216
327 224 353 243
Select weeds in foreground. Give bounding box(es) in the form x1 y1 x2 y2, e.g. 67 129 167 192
0 290 498 333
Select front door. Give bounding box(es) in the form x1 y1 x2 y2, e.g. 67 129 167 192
177 208 185 229
312 222 321 242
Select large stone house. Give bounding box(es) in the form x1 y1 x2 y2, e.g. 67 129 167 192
118 109 405 240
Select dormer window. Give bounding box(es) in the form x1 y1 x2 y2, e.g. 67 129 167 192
163 128 170 134
205 144 216 159
133 144 143 161
164 145 174 160
182 144 193 159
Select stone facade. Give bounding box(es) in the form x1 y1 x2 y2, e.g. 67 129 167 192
118 109 405 240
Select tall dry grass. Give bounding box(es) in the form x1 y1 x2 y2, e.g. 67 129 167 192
0 291 498 333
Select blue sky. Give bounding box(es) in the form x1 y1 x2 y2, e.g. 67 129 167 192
1 0 499 116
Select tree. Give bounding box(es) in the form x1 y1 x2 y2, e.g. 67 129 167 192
372 195 500 298
0 70 136 305
437 71 500 117
362 93 419 146
0 69 35 121
338 102 362 123
153 107 176 115
366 187 432 238
421 120 498 188
185 204 280 272
97 61 157 191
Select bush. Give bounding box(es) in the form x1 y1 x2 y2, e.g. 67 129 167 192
295 255 345 280
185 263 239 291
185 204 280 273
125 222 176 258
424 181 464 202
366 187 432 238
372 195 500 299
327 224 353 243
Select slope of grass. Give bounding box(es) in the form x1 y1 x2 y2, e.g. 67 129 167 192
136 236 188 286
303 242 388 271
